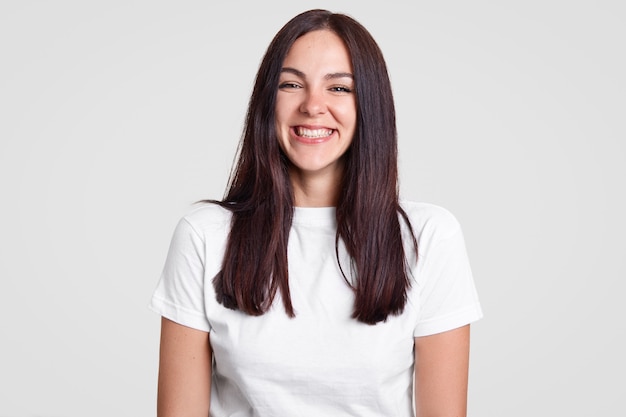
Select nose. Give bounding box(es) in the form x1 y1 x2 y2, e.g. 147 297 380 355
299 88 327 115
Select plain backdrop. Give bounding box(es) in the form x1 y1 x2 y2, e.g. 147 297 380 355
1 1 624 416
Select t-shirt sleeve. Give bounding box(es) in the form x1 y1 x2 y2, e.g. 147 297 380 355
149 217 212 332
413 214 483 337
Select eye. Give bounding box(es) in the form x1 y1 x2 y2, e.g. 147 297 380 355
329 86 353 93
278 82 302 89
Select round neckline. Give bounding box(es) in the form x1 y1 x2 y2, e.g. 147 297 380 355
292 206 336 227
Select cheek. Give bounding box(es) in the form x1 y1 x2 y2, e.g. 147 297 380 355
274 107 284 127
274 101 290 145
339 105 357 131
275 95 297 123
336 99 357 125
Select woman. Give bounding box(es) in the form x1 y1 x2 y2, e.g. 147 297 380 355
150 9 482 417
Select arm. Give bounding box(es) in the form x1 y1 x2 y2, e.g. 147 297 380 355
157 317 212 417
414 325 470 417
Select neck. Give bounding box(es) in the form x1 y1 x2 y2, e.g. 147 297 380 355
289 166 343 207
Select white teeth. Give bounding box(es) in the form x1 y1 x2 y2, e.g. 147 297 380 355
296 127 333 138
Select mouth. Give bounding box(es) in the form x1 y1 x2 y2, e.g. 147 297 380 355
292 126 335 144
294 126 334 139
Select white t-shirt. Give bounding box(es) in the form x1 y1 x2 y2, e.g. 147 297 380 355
150 201 482 417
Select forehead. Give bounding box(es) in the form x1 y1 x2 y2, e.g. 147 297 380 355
282 30 352 71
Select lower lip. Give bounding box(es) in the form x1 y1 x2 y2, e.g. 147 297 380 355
290 128 335 144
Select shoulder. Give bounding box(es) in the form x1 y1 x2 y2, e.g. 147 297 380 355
178 203 233 239
399 200 463 248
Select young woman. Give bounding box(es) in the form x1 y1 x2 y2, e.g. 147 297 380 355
151 9 482 417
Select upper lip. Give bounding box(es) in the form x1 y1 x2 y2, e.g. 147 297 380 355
293 124 334 130
293 126 335 138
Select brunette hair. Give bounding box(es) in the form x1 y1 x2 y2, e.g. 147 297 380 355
210 9 417 324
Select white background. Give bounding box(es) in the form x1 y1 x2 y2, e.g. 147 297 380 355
1 1 624 416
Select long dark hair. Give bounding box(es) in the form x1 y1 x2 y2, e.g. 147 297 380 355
209 9 417 325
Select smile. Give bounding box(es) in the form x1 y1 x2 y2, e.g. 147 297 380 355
295 126 334 138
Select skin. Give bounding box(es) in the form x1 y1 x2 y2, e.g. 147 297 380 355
157 29 471 417
414 325 471 417
275 29 357 207
157 318 211 417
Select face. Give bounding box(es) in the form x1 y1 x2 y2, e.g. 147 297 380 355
275 30 357 179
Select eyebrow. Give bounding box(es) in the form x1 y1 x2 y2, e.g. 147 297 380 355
281 67 354 80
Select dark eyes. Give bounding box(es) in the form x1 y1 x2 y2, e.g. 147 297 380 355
329 86 352 93
278 82 301 89
278 83 353 93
